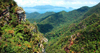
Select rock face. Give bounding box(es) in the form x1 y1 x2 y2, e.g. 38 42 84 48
16 7 26 22
0 6 26 23
0 6 10 20
41 37 48 53
42 37 48 43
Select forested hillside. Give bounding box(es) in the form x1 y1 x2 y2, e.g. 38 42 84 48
37 6 90 35
27 2 100 53
44 4 100 40
45 3 100 53
0 0 47 53
1 0 100 53
26 12 55 23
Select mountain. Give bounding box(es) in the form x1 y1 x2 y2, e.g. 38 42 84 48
45 3 100 53
26 12 55 19
0 0 47 53
24 5 66 9
1 0 100 53
26 12 40 19
32 5 66 9
26 12 55 23
38 6 90 34
23 5 73 13
25 3 100 53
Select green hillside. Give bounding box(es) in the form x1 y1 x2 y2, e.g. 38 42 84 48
26 12 40 19
0 0 47 53
26 12 55 19
26 12 55 23
45 3 100 53
26 3 100 53
46 4 100 39
2 0 100 53
38 6 90 35
39 6 90 25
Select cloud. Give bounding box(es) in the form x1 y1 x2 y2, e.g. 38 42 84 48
15 0 99 8
14 0 99 13
23 5 72 13
14 0 99 9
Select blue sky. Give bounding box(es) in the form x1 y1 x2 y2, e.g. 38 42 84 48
14 0 100 13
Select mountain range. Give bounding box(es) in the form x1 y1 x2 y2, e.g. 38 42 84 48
37 6 90 34
0 0 100 53
27 3 100 53
45 3 100 53
24 5 73 13
26 12 55 23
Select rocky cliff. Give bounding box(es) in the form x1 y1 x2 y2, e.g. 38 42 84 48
0 0 47 53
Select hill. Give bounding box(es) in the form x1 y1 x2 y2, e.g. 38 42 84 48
26 12 55 19
38 6 90 34
45 3 100 53
26 12 55 23
26 12 40 19
0 0 47 53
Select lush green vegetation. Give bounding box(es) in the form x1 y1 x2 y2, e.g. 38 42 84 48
26 12 55 23
28 2 100 53
37 6 90 38
0 0 47 53
1 0 100 53
45 3 100 53
0 19 43 53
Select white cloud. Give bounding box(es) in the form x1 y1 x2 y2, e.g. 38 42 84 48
14 0 99 9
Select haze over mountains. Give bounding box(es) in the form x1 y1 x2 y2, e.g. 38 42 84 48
24 5 73 13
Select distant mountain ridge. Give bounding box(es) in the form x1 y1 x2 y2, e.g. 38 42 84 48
23 5 73 13
37 6 90 34
26 12 55 23
26 12 55 19
24 5 66 9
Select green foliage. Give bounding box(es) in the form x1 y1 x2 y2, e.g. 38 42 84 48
0 0 47 53
0 0 17 9
37 24 53 34
36 6 90 39
45 3 100 53
1 0 100 53
26 12 55 23
26 12 55 19
0 18 45 53
0 8 2 14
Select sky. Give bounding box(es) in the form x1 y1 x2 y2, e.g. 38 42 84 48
14 0 100 13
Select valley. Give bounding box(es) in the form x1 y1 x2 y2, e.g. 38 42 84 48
0 0 100 53
27 3 100 53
